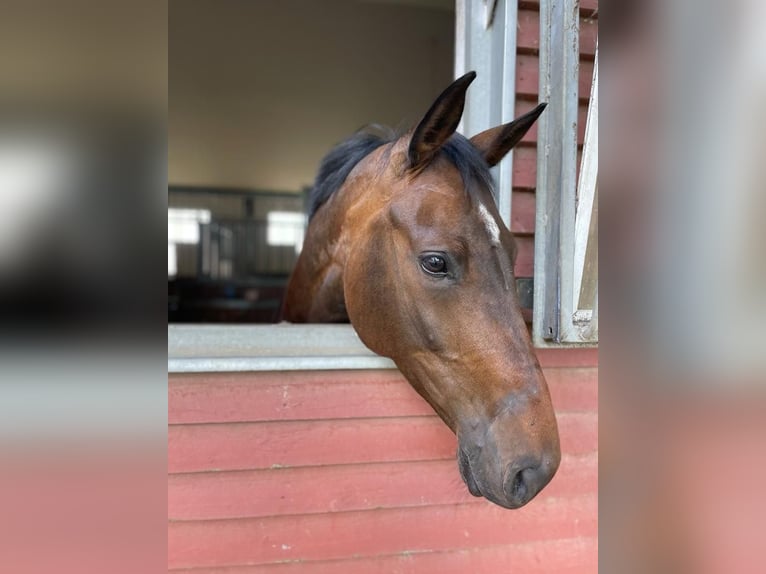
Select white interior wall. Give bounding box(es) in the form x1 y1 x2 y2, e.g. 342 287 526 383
169 0 454 192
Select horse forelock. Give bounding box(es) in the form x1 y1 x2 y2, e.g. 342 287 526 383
439 133 496 202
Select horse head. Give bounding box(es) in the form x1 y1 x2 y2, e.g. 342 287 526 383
285 72 560 508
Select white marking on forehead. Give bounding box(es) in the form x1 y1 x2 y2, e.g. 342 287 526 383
478 203 501 246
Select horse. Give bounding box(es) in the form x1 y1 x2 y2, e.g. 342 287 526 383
282 72 560 509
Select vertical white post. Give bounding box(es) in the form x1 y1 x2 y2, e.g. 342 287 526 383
455 0 518 228
534 0 582 344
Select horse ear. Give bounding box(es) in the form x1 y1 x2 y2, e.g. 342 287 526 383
408 71 477 171
470 103 547 167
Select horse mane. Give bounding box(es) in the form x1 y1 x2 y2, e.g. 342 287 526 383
308 126 394 219
308 126 496 220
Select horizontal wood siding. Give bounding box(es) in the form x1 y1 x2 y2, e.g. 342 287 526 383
169 455 597 521
168 350 598 572
168 537 597 574
170 497 597 569
168 364 597 425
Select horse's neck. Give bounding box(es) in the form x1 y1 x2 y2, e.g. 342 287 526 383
283 196 356 322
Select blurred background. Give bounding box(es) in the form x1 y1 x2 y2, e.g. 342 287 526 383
168 0 454 322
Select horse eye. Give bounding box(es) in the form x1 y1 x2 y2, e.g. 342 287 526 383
420 254 448 275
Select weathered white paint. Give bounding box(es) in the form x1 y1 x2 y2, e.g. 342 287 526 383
168 324 396 373
455 0 519 228
534 0 598 346
573 47 598 313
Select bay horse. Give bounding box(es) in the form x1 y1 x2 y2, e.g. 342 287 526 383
283 72 560 509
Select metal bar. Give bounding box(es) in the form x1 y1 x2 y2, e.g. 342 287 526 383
534 0 561 343
534 0 587 345
556 0 582 342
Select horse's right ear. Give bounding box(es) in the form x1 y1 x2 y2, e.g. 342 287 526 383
469 103 547 167
408 71 476 172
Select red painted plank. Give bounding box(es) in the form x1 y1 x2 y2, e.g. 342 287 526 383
510 190 535 234
168 413 596 473
169 416 455 474
168 536 598 574
512 144 536 189
515 100 591 145
580 0 599 13
168 453 596 521
169 371 429 424
536 348 598 367
516 55 595 100
516 54 540 98
168 494 597 569
558 412 598 455
517 9 542 53
546 368 598 412
517 9 598 56
512 145 584 197
168 367 596 425
514 235 535 277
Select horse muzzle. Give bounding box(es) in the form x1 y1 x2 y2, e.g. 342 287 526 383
457 406 561 509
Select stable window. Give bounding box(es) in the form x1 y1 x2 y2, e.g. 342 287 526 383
168 0 596 372
168 0 457 369
266 211 306 253
456 0 598 347
168 208 211 278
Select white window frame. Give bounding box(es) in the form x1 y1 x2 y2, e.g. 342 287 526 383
533 0 598 346
169 324 394 373
455 0 518 229
456 0 598 347
571 48 598 332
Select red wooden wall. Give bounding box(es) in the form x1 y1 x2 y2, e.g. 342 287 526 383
168 349 597 573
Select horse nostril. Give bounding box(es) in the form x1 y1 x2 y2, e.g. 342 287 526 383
503 460 548 507
509 468 528 501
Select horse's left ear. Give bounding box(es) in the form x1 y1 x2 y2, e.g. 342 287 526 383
470 103 547 167
408 71 477 171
